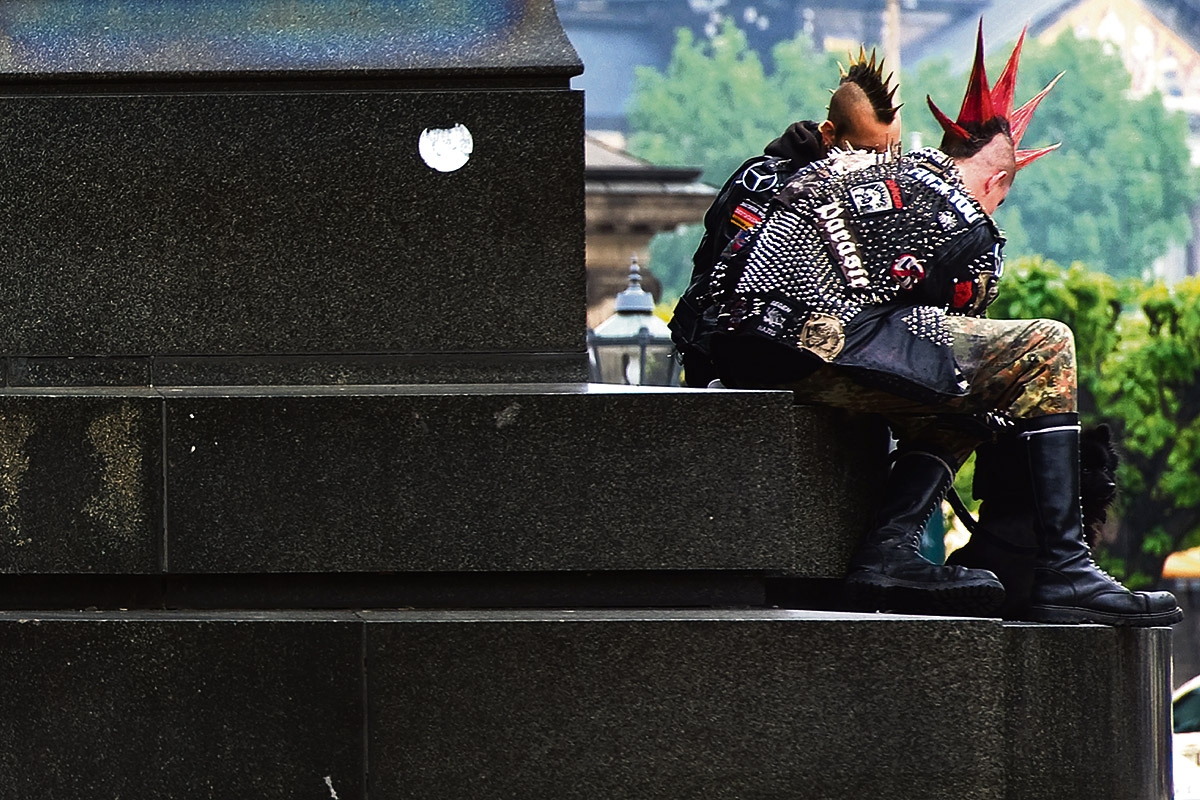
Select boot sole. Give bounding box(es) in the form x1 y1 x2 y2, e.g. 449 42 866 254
1025 603 1184 627
844 574 1005 618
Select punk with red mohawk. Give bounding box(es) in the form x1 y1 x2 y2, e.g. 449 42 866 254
928 21 1063 169
693 16 1179 628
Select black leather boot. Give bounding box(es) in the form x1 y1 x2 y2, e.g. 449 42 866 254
1022 413 1183 626
845 449 1005 616
946 435 1038 619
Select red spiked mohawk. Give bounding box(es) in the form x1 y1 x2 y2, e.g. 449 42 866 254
926 21 1063 169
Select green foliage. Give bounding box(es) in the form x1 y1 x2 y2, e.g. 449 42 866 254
648 222 704 302
627 22 835 187
992 33 1200 278
1094 277 1200 579
897 57 964 151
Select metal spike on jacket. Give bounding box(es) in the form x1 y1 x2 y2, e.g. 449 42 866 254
708 147 1005 401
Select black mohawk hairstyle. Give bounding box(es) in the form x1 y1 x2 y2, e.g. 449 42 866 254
837 46 902 124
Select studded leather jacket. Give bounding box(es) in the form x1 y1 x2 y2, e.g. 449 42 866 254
672 121 827 387
708 147 1005 401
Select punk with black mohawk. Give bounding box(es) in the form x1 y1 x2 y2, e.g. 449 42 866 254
821 46 903 154
834 46 902 125
672 43 903 387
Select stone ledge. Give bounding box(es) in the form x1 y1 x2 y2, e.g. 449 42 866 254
0 384 884 580
0 89 583 357
0 610 1169 800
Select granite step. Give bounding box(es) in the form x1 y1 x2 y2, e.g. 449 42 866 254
0 609 1169 800
0 384 887 591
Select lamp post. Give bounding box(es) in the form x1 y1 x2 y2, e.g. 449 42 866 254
587 256 680 386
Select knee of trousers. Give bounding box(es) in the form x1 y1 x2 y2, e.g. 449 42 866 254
1039 319 1077 371
1009 319 1079 419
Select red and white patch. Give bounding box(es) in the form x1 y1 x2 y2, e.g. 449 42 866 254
890 254 925 290
952 279 975 309
731 203 763 231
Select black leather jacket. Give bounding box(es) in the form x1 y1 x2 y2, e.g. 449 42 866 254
708 147 1005 401
671 121 827 387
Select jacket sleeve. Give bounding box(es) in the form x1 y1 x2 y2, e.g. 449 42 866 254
919 223 1004 317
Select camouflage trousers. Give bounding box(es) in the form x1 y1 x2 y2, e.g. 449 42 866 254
780 316 1078 467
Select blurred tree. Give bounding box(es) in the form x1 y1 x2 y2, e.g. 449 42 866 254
627 21 836 187
1093 277 1200 586
991 33 1199 278
647 222 704 301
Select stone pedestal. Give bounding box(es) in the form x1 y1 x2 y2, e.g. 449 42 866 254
0 3 1175 799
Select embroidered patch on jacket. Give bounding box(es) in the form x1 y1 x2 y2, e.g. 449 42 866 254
849 180 903 215
728 227 752 253
951 279 975 310
813 197 868 288
890 254 926 290
904 167 982 225
799 313 845 361
738 163 780 194
755 299 793 338
731 202 764 231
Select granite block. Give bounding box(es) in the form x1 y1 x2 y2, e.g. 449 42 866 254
0 0 580 83
365 609 1006 800
0 611 363 799
151 351 588 387
9 356 153 387
790 406 890 576
1002 623 1174 800
160 570 767 610
0 89 583 360
0 391 161 574
163 384 802 573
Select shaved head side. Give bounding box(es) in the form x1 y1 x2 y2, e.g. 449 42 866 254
823 81 902 154
955 132 1017 214
828 74 898 130
828 82 873 134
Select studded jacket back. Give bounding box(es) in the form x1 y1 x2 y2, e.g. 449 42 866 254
708 147 1005 401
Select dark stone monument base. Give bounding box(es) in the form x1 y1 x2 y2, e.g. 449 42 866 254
0 609 1169 800
5 352 588 387
0 571 769 611
0 385 887 580
0 90 585 359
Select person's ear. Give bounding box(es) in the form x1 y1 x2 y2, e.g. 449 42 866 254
818 119 836 148
984 169 1010 196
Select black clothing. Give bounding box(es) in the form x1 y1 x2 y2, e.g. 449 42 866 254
670 121 827 387
1018 414 1183 626
706 147 1004 403
694 121 827 287
843 449 1005 616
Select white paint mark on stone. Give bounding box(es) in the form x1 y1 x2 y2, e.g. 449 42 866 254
494 402 522 429
419 123 473 172
323 775 340 800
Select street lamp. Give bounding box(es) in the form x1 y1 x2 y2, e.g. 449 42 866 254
587 256 680 386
